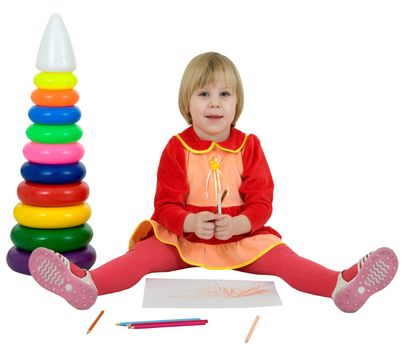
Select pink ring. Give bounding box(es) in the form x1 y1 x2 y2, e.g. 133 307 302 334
23 142 85 164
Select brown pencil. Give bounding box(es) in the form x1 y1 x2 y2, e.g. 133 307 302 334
245 315 260 343
87 310 104 334
221 189 228 203
216 189 228 214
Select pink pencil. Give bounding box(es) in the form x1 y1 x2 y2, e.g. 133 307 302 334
129 319 208 329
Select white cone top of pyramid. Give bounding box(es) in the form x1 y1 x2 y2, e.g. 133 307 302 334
36 13 76 72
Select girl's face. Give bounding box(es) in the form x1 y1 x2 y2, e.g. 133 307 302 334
189 73 237 142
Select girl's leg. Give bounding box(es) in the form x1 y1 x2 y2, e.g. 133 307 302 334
29 236 191 309
90 236 191 295
237 243 339 297
237 243 398 312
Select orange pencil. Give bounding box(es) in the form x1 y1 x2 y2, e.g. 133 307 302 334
87 310 104 334
245 315 260 343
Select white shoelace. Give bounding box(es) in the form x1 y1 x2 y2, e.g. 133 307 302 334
55 252 70 267
357 251 373 270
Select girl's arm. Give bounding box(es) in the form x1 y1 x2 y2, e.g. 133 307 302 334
151 137 189 236
239 134 274 233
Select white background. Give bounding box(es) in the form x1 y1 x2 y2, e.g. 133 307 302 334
0 1 405 349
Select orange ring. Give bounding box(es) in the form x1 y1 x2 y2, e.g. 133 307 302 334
31 89 80 107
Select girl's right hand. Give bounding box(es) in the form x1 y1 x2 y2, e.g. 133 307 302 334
183 212 219 240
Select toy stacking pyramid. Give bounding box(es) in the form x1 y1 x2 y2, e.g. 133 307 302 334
6 14 97 275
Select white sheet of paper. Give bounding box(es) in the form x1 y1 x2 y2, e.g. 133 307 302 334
142 278 282 308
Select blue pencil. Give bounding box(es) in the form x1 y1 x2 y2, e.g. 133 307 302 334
115 318 201 326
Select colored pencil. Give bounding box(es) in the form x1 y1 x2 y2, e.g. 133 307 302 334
87 310 104 334
245 315 260 343
116 318 201 326
221 189 228 203
217 190 222 215
128 319 208 329
217 189 228 215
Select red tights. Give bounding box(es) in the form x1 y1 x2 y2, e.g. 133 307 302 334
89 236 340 298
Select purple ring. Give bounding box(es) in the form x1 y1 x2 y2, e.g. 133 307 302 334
6 244 96 275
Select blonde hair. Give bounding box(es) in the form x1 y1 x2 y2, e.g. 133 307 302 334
178 52 244 126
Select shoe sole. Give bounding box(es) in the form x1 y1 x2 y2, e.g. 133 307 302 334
334 247 398 313
29 248 97 310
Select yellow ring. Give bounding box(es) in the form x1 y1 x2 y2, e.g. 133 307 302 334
34 72 78 90
13 202 91 228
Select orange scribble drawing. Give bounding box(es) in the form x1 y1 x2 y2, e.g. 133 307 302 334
203 283 269 298
170 282 270 298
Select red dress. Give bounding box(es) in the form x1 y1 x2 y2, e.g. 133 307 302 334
129 126 283 269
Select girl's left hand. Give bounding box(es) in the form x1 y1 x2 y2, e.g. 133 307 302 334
214 214 235 240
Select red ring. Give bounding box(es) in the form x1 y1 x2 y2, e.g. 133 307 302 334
17 181 89 207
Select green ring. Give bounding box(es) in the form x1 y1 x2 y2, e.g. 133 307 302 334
11 223 93 252
26 124 83 144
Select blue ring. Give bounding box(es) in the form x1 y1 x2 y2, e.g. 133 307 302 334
20 162 86 184
28 106 81 125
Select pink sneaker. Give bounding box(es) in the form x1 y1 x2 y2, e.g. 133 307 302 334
29 247 97 310
333 247 398 313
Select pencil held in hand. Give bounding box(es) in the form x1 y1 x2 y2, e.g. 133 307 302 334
217 189 228 215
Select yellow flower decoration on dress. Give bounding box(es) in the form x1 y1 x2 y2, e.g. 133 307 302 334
206 155 226 201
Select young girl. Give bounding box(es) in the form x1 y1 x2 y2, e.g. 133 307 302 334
29 52 398 313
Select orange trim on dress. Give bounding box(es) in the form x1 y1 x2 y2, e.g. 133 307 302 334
175 133 248 154
128 220 284 270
